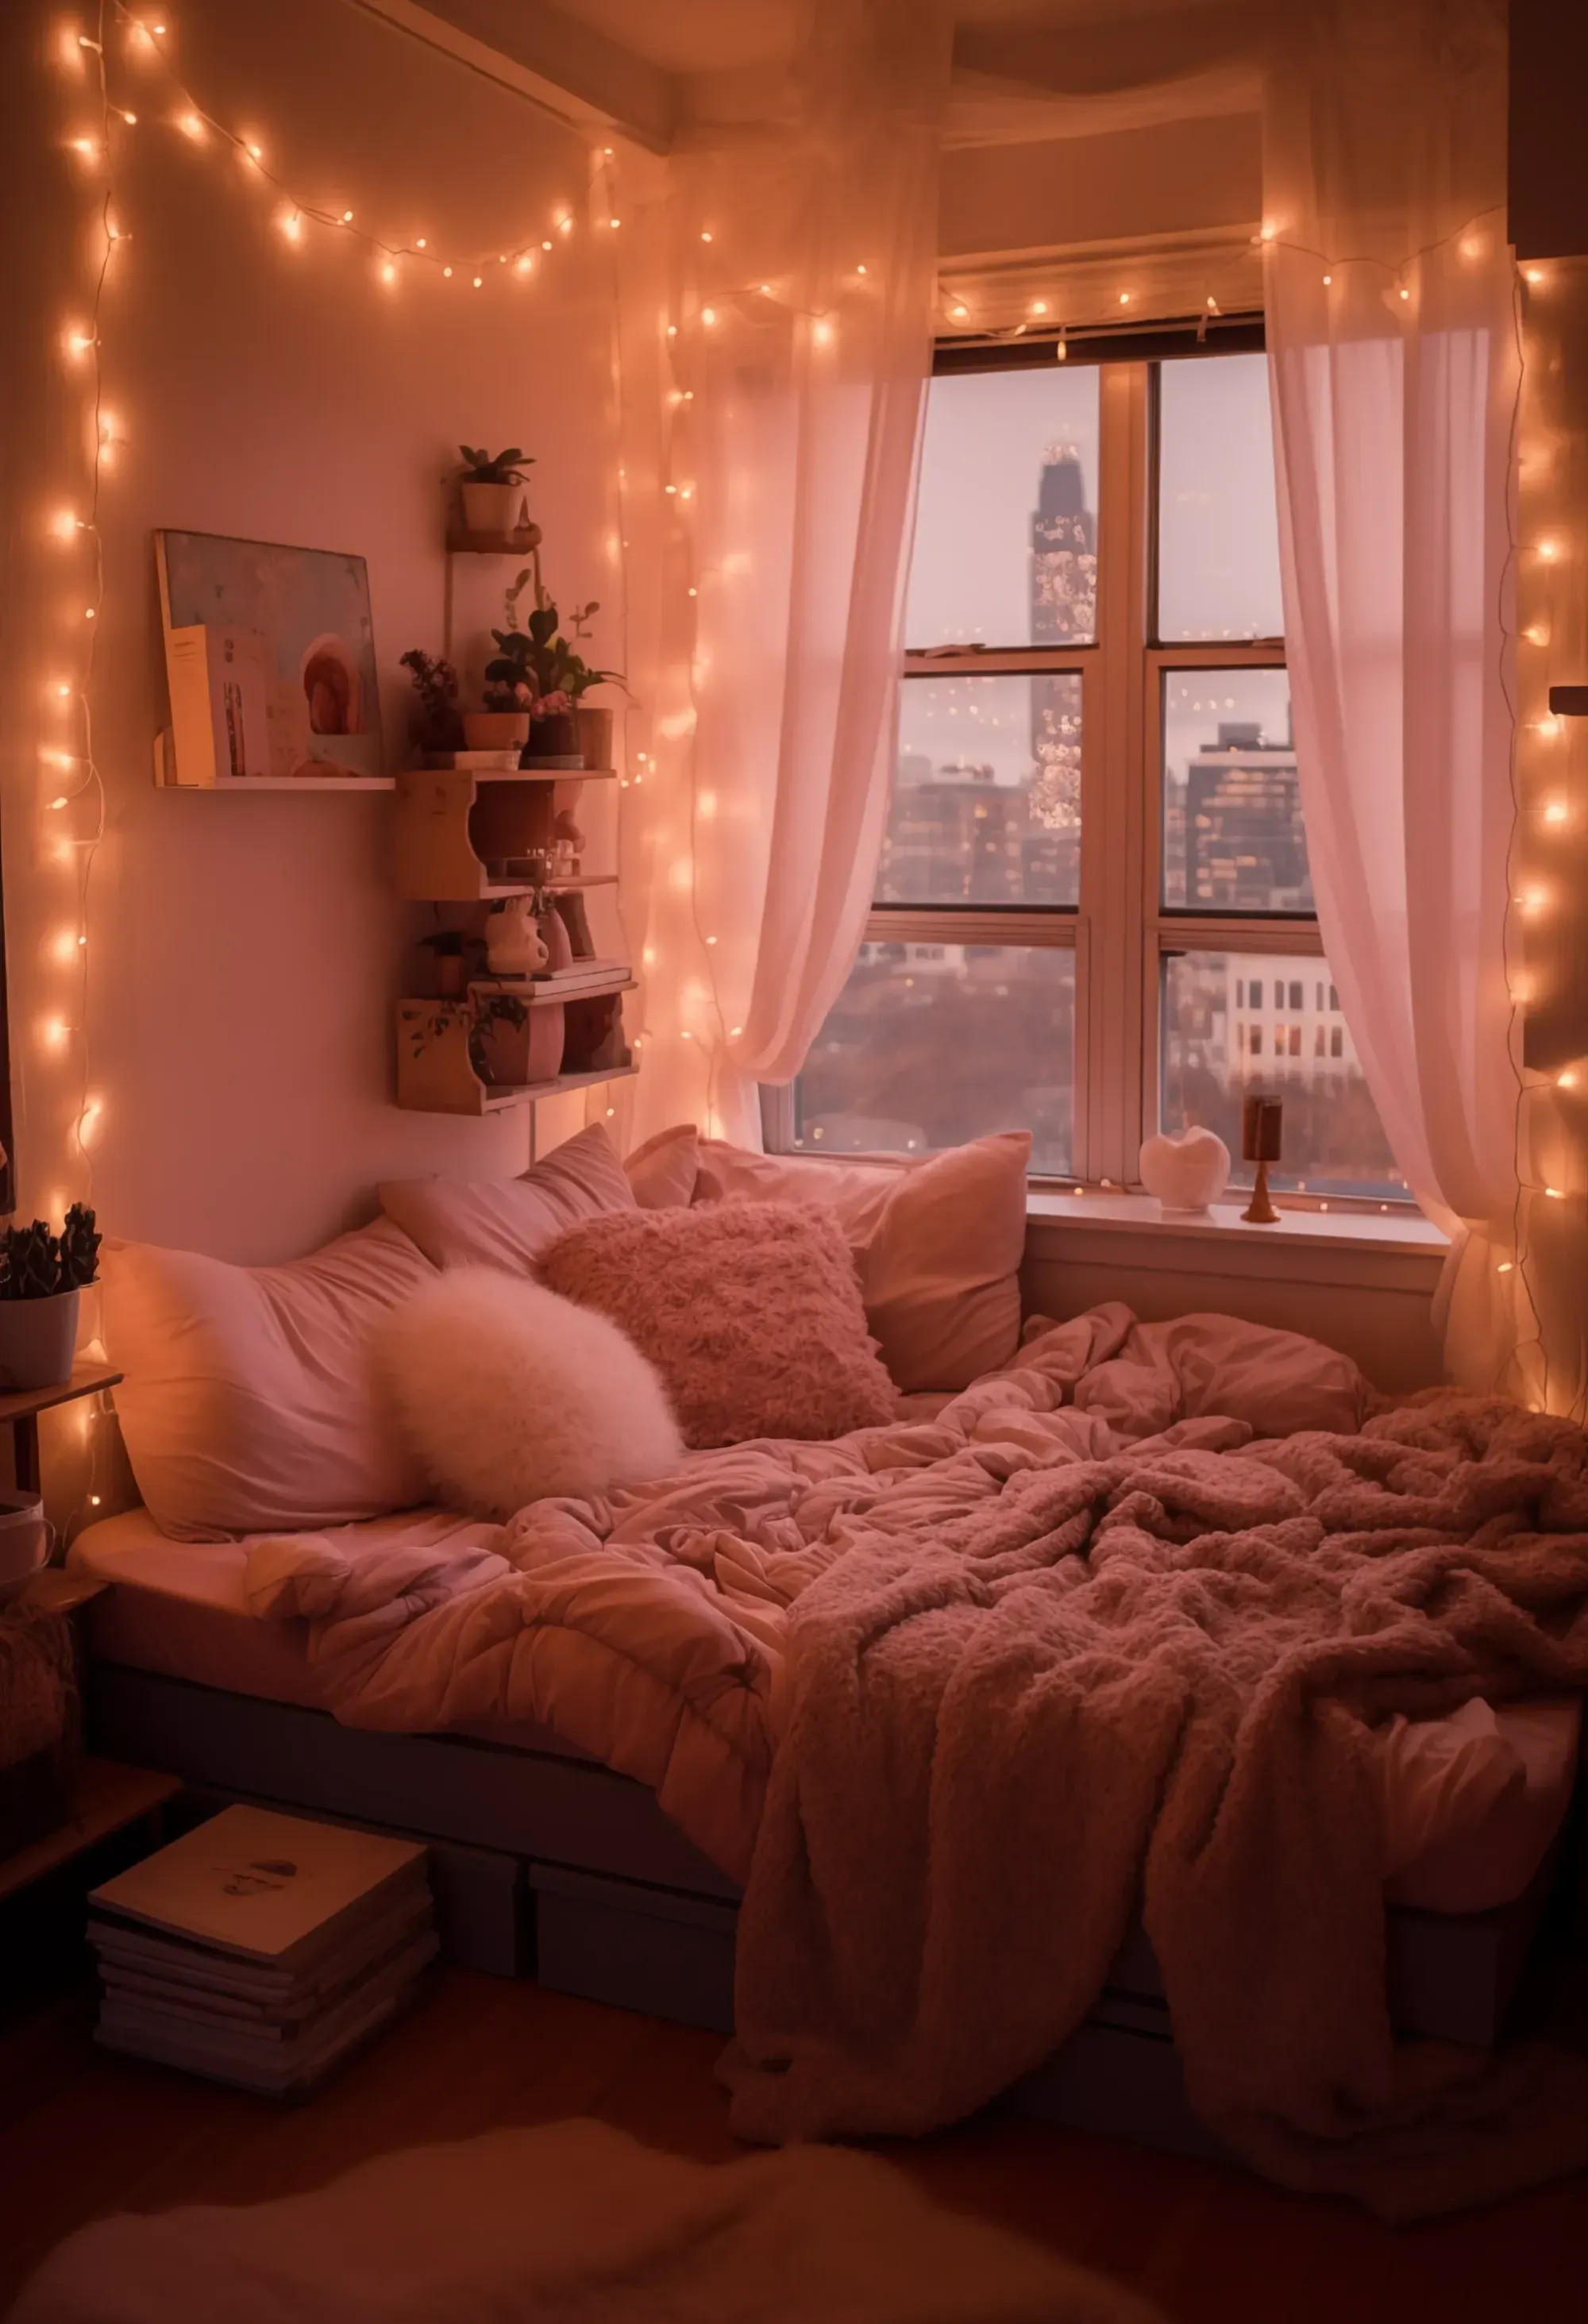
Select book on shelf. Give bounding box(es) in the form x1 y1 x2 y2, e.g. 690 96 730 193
472 958 630 995
87 1805 435 2095
421 750 524 772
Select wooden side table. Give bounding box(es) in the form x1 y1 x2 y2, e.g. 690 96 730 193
0 1361 122 1498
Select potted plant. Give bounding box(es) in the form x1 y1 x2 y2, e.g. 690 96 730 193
0 1205 100 1393
399 649 465 758
457 445 534 537
420 928 470 999
483 590 623 768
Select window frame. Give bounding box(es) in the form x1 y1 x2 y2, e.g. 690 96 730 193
767 320 1410 1212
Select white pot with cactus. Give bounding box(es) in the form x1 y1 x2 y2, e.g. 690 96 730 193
0 1205 100 1393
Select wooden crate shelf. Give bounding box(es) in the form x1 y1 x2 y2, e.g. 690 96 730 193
395 996 637 1115
396 767 618 902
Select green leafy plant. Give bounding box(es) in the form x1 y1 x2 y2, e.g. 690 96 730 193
459 444 534 485
483 593 623 713
0 1205 99 1301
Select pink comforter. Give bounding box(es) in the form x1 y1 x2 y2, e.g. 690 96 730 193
246 1306 1372 1879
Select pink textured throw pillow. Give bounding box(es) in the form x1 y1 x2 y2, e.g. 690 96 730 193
678 1131 1031 1393
538 1202 896 1449
380 1122 634 1272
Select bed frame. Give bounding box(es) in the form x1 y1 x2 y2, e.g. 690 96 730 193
89 1659 1578 2160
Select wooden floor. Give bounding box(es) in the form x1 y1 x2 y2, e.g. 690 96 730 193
2 1970 1586 2322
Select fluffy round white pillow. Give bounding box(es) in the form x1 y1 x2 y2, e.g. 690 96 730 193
375 1269 684 1519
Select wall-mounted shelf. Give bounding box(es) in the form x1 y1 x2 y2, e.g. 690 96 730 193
154 729 395 792
396 998 635 1115
396 767 617 901
445 527 541 556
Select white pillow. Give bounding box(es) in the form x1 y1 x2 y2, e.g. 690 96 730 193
102 1219 438 1541
374 1270 684 1519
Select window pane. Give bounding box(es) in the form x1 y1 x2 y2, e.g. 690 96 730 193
792 942 1074 1175
1160 951 1406 1200
1155 353 1284 643
879 674 1081 907
1161 669 1311 911
904 368 1100 649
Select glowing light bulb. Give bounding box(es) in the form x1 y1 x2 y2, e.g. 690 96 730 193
1205 295 1217 310
179 113 204 141
1538 538 1561 561
120 109 137 124
515 254 533 276
50 508 78 542
49 796 68 811
89 1494 102 1507
1118 291 1131 306
700 230 713 243
730 1026 742 1039
1519 885 1548 915
381 260 395 283
856 262 868 276
1525 266 1545 286
1524 623 1551 646
1322 272 1332 285
1559 1068 1579 1090
950 304 969 322
39 1016 69 1051
341 209 354 223
542 239 553 251
442 264 453 277
1260 220 1278 242
666 324 677 337
701 306 717 326
1498 1260 1514 1274
247 141 263 160
1398 287 1410 300
609 218 620 229
1544 798 1568 824
69 136 98 158
1537 715 1563 739
1545 1185 1566 1200
53 682 71 700
280 210 303 243
812 316 834 345
83 607 94 619
65 330 93 357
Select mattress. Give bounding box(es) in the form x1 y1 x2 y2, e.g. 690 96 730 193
71 1508 584 1763
69 1509 1582 1918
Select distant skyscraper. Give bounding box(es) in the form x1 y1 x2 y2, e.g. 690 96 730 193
1031 447 1097 646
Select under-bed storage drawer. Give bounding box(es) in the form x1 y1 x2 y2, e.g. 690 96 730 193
528 1863 738 2033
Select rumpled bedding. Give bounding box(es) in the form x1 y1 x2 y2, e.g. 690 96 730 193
245 1306 1369 1879
245 1304 1588 2213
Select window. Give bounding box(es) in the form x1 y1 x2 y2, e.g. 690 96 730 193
773 340 1407 1205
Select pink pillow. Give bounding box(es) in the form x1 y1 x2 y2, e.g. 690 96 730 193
623 1123 700 1210
102 1218 437 1541
380 1122 634 1271
646 1131 1031 1394
538 1202 896 1449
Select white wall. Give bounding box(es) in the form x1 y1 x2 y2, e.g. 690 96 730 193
1 0 622 1270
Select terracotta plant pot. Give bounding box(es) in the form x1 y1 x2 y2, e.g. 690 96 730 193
460 480 524 535
573 703 614 772
463 711 531 750
0 1289 79 1393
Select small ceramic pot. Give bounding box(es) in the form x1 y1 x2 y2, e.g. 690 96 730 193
0 1491 51 1605
573 704 614 772
463 711 532 750
522 711 581 766
460 480 524 535
0 1289 79 1393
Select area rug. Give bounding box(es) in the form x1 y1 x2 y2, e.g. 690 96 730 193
7 2118 1165 2323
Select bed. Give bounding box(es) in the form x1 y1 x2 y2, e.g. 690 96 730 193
83 1131 1588 2201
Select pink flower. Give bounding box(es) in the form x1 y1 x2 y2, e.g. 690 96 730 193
512 680 535 707
535 689 571 717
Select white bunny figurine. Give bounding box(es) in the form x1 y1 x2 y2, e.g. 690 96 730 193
484 896 551 978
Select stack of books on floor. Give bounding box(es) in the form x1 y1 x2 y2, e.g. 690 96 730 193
87 1805 436 2096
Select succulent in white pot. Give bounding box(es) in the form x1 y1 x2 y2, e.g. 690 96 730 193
458 444 533 537
0 1205 100 1392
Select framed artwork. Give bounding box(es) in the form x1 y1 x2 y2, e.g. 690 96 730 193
155 529 385 786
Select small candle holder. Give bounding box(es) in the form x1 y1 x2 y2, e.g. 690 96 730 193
1241 1095 1283 1224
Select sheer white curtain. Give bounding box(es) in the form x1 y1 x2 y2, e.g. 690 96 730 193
1262 0 1528 1391
607 2 951 1147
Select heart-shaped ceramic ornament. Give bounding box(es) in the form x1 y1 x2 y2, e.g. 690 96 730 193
1138 1127 1231 1213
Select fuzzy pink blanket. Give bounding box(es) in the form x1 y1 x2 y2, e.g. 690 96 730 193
720 1392 1588 2215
